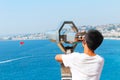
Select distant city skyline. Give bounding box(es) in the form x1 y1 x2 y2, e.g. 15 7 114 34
0 0 120 36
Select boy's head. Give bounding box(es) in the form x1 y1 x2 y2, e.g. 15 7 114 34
84 29 103 51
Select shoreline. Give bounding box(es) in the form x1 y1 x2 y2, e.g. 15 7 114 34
0 39 46 41
0 38 120 41
104 37 120 40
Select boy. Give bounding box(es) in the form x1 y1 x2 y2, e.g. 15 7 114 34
55 29 104 80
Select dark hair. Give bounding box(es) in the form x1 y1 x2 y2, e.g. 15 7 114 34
85 29 103 51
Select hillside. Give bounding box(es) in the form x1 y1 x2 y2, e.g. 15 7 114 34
0 24 120 40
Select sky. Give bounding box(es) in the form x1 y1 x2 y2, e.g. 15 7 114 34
0 0 120 35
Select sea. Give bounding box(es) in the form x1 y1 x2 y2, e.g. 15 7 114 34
0 39 120 80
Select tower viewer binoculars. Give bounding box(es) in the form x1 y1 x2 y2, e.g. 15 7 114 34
46 21 86 53
46 21 86 44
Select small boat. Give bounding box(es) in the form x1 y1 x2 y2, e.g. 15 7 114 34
20 41 24 45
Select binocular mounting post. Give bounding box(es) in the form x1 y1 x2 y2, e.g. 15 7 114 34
57 43 76 80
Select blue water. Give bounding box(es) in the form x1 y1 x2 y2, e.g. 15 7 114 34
0 40 120 80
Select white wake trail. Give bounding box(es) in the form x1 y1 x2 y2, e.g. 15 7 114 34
0 56 31 64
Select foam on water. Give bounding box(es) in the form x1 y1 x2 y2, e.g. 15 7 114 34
0 56 31 64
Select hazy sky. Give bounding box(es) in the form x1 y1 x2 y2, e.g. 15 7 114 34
0 0 120 35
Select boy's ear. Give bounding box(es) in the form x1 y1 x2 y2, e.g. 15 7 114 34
82 40 86 45
82 40 87 48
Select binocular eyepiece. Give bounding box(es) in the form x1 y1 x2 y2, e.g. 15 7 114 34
74 31 86 42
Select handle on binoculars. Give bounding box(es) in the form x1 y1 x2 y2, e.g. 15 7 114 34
57 43 66 53
57 42 77 54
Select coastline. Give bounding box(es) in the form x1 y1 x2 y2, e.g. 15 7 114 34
104 37 120 40
0 38 120 41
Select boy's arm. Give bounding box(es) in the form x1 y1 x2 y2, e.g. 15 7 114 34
55 53 74 67
55 54 63 63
